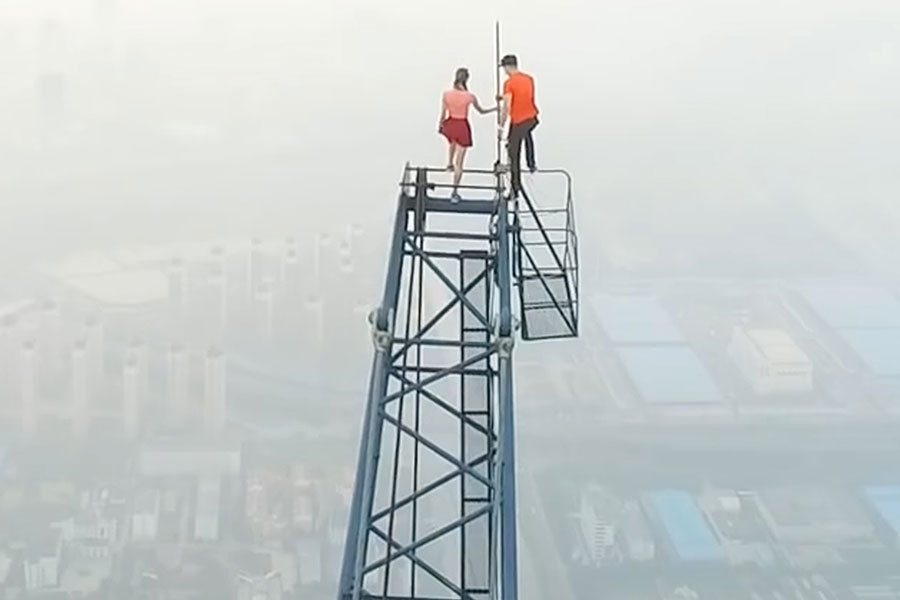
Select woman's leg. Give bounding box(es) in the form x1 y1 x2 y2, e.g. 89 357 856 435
447 142 457 170
453 147 468 192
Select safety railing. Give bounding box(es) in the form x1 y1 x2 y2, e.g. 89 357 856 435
514 170 579 340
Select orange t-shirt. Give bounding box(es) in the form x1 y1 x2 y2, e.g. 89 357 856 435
503 72 538 125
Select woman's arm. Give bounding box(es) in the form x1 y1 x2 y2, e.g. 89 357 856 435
438 95 448 128
472 96 497 115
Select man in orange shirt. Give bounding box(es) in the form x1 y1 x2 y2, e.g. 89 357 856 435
499 54 539 197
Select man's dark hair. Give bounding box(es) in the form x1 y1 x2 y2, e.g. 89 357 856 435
500 54 518 68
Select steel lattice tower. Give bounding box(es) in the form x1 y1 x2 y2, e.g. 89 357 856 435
337 164 579 600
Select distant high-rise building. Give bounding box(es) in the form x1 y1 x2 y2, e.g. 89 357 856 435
0 316 18 410
254 281 275 341
194 476 221 542
203 348 226 432
278 240 303 335
280 239 302 300
83 316 104 387
71 339 90 437
123 353 141 438
295 538 322 586
20 340 38 436
312 233 332 287
337 243 354 283
38 300 62 370
128 339 150 402
167 343 190 425
248 238 265 299
168 257 189 318
132 489 161 542
208 265 228 343
302 294 324 349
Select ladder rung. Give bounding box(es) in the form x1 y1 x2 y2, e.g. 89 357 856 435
401 181 502 192
523 301 574 310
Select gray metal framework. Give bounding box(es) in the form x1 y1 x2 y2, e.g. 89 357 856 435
338 164 578 600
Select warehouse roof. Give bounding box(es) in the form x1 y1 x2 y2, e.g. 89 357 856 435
618 346 723 405
841 330 900 377
647 490 723 562
797 284 900 329
864 486 900 537
591 294 684 344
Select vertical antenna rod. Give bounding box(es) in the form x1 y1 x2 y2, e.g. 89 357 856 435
494 20 502 168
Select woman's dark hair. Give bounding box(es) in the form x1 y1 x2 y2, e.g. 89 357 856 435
454 67 469 91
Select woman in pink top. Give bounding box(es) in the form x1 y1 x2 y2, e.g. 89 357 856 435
439 68 496 202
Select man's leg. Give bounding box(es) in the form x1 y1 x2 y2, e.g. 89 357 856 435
507 122 526 196
524 118 538 172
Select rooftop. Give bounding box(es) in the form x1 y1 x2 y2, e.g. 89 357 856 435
743 328 810 364
796 284 900 329
42 251 168 307
645 490 723 562
863 486 900 536
591 294 684 345
618 346 723 406
841 329 900 377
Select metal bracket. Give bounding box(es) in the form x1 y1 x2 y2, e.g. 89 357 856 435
368 309 393 352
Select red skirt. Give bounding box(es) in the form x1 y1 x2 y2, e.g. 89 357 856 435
440 118 473 147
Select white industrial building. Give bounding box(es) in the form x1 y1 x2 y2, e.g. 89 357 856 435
577 487 621 565
727 327 813 395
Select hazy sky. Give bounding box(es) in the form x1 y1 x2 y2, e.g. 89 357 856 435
1 0 898 273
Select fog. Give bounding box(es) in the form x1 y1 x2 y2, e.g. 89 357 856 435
1 0 900 598
3 0 899 265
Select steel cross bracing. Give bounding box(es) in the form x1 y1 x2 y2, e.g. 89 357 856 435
338 165 578 600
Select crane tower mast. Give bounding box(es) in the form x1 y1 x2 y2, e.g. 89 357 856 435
338 25 579 600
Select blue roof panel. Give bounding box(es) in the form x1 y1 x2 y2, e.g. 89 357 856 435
618 347 723 405
864 486 900 536
590 294 684 344
841 330 900 377
797 284 900 329
650 490 722 561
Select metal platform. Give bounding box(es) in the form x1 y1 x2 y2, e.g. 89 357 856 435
515 171 579 340
337 164 578 600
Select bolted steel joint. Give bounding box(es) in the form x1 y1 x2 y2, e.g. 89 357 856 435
496 336 515 359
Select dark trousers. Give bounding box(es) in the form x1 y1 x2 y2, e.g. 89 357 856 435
507 117 538 196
